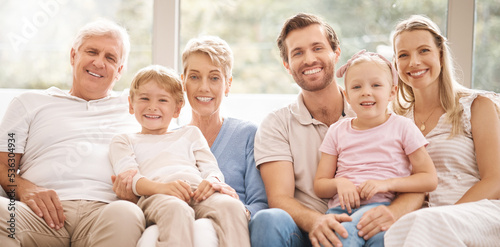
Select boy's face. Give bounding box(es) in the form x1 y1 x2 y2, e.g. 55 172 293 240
129 80 181 135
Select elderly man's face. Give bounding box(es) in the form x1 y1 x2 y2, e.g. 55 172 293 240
70 35 124 101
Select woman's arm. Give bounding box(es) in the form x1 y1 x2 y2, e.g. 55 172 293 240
457 96 500 203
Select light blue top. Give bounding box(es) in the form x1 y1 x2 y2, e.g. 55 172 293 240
211 118 268 218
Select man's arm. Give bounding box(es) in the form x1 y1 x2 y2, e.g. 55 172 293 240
357 192 424 240
0 152 65 230
260 160 350 247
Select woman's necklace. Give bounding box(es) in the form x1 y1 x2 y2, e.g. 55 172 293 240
417 107 439 131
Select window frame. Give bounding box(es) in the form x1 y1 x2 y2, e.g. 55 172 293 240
447 0 474 87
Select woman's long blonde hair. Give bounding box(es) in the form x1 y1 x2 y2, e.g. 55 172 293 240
392 15 469 137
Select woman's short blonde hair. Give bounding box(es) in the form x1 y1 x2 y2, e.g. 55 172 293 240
181 36 233 80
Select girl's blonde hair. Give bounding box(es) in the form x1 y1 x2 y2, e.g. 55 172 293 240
391 15 469 137
337 50 398 88
129 65 185 107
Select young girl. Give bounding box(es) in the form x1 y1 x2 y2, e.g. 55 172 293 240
313 50 437 246
109 65 250 247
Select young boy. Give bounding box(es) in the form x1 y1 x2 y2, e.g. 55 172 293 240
109 65 250 247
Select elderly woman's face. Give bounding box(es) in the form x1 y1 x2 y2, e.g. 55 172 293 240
183 52 231 118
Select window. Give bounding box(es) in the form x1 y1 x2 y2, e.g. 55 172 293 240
180 0 448 94
3 1 498 93
473 0 500 92
0 0 153 90
1 1 499 121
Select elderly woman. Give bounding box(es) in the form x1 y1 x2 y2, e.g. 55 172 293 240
181 36 268 218
385 15 500 246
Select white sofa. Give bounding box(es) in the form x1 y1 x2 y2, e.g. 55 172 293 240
138 220 218 247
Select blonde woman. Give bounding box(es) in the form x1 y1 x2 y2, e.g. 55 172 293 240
181 36 268 219
385 15 500 246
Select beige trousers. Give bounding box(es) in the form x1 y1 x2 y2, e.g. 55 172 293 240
138 193 250 247
0 198 145 247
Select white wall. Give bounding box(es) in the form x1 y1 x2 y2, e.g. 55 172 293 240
0 89 297 126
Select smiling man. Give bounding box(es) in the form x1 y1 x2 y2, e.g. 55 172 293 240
69 33 124 101
0 19 145 247
249 13 425 247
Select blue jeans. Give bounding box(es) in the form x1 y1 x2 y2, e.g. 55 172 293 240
249 208 312 247
326 202 390 247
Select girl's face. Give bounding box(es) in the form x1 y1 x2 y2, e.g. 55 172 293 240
129 80 181 135
345 61 396 129
394 30 442 91
182 52 231 119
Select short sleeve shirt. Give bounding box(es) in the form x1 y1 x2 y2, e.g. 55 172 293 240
254 92 355 213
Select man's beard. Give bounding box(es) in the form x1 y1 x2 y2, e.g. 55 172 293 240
291 62 335 92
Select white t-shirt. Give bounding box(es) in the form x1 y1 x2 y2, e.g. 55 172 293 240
0 87 140 203
109 126 224 196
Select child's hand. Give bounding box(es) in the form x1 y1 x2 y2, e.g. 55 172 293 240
162 180 193 202
358 180 389 200
336 178 360 214
193 180 218 202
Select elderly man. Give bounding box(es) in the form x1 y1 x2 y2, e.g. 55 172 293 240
0 19 145 247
